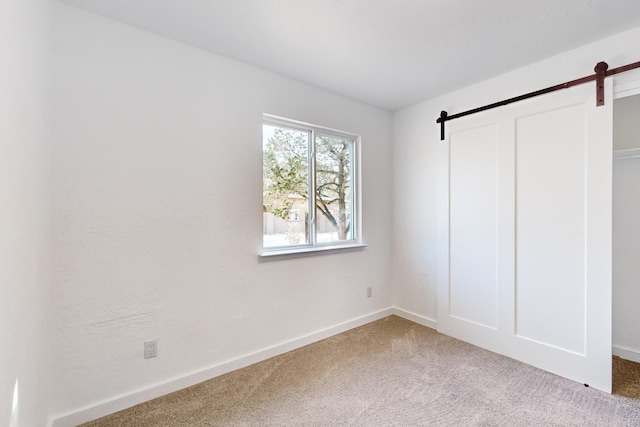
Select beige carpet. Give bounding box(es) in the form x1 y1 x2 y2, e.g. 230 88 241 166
614 356 640 400
81 316 640 426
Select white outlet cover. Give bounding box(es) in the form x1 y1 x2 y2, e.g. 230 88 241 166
144 340 157 359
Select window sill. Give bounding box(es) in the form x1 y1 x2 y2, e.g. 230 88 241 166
259 243 368 260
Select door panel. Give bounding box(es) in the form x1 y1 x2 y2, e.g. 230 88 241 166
438 81 613 392
515 104 587 354
450 124 499 329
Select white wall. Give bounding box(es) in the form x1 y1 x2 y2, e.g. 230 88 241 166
0 1 51 427
392 26 640 326
613 95 640 362
614 95 640 150
50 3 393 423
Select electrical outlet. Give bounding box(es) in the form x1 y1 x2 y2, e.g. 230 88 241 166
144 340 157 359
367 286 372 298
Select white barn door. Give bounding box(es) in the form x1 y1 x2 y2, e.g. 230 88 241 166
438 81 613 392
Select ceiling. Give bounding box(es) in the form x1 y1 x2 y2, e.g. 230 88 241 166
59 0 640 111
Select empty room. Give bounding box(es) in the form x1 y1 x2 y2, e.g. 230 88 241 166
3 1 640 426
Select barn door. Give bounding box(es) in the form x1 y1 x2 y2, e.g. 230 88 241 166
438 80 613 392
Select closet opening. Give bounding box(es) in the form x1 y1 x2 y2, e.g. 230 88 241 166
612 93 640 397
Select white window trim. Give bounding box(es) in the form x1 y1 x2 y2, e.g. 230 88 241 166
261 114 363 257
259 242 368 259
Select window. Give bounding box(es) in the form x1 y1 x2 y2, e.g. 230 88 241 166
262 115 361 254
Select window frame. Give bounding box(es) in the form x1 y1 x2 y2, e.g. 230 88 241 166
261 114 365 257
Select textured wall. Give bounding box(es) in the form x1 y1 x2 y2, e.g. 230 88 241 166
50 3 393 418
392 26 640 324
0 1 51 426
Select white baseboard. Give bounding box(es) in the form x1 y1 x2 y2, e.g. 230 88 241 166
392 307 437 330
50 308 394 427
613 344 640 364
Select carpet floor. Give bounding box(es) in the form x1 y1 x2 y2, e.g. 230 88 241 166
614 356 640 400
81 316 640 426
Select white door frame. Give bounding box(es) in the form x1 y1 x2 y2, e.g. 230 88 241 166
614 68 640 100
